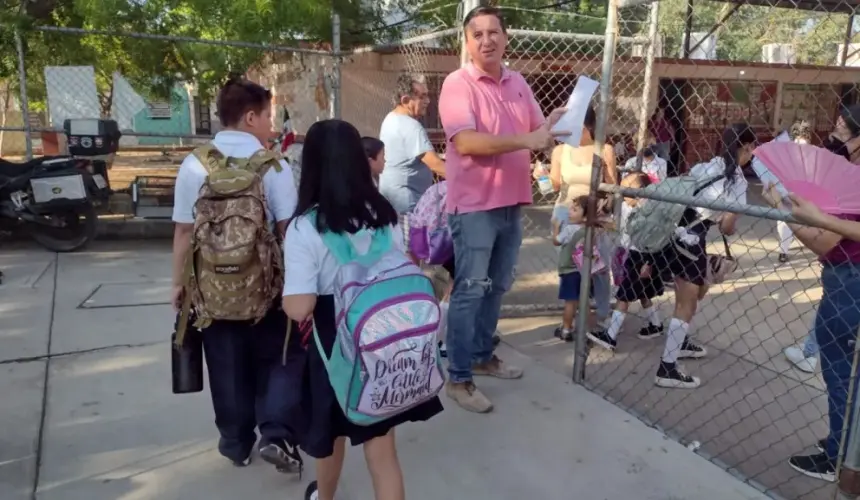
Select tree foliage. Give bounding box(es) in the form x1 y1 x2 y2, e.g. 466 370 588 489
0 0 387 114
655 0 852 64
0 0 855 118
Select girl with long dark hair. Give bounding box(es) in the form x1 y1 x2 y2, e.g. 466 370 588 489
654 123 757 389
281 119 443 500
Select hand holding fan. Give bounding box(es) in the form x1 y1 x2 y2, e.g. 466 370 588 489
752 142 860 215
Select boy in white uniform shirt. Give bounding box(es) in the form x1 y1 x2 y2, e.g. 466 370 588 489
170 77 303 473
622 145 667 183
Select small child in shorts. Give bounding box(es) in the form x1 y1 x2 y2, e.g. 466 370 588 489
588 173 666 351
552 195 605 342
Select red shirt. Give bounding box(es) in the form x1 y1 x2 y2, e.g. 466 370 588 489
823 214 860 264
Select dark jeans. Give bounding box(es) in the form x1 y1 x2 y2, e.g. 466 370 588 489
446 205 522 382
202 305 304 462
817 262 860 461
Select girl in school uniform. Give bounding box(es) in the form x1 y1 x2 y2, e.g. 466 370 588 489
654 123 757 389
281 119 443 500
588 173 665 351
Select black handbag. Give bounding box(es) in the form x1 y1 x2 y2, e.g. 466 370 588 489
171 297 204 394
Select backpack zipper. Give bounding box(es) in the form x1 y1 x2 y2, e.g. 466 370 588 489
362 322 440 351
348 292 439 348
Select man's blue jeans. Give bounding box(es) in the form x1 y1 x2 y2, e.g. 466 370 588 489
816 262 860 461
446 206 522 383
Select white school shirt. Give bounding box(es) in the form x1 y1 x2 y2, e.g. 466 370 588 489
618 202 639 251
172 130 298 225
283 217 406 296
623 156 667 183
688 156 748 222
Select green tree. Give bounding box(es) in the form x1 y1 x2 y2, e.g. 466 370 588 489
0 0 387 116
654 0 851 63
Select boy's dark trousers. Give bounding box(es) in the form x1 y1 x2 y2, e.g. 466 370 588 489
201 304 305 463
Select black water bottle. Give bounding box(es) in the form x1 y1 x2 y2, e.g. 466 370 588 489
171 312 204 394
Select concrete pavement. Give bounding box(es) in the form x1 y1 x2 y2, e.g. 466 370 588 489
0 241 769 500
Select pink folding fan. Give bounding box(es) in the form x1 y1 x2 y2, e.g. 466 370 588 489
752 142 860 215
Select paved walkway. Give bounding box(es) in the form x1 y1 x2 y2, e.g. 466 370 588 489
0 241 768 500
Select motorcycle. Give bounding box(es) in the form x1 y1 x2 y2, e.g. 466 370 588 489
0 155 110 252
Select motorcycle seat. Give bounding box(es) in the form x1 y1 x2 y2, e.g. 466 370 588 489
0 156 75 178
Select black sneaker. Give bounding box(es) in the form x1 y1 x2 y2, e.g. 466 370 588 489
679 339 707 359
304 480 319 500
638 323 664 340
816 438 827 453
231 455 252 467
587 329 617 351
492 333 501 346
438 341 447 358
778 253 789 264
259 438 303 475
655 362 701 389
554 326 574 342
788 453 836 482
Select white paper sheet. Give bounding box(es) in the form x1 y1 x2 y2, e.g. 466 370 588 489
751 131 792 202
773 130 791 143
550 76 600 147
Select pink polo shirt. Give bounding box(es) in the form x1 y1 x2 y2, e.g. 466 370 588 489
438 64 544 214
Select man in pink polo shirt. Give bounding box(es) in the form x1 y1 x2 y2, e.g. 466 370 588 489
439 5 566 413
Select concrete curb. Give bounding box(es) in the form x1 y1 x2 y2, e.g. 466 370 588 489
96 217 174 240
4 216 174 242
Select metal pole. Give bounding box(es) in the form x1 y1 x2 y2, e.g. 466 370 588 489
620 0 661 234
835 323 860 499
841 13 855 67
636 2 660 152
573 0 619 385
14 27 33 159
682 0 694 59
330 13 342 119
460 0 479 68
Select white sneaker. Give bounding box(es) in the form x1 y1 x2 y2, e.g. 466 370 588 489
785 346 818 373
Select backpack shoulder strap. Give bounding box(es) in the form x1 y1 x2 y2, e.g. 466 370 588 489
691 173 727 197
318 223 393 267
192 144 224 174
247 149 284 176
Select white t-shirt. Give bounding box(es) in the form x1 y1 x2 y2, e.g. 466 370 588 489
689 156 748 222
623 156 668 183
555 222 585 257
618 202 638 251
172 130 298 224
282 216 405 296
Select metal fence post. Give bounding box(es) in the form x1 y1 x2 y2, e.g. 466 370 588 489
330 12 342 120
836 325 860 499
573 0 619 384
460 0 479 68
636 2 660 153
14 26 33 159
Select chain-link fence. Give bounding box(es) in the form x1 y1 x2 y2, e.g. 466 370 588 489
4 0 860 498
567 1 860 500
0 25 340 195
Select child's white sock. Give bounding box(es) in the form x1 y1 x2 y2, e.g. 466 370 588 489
644 306 662 327
662 318 689 364
607 310 626 340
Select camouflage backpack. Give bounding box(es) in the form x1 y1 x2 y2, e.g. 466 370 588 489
180 145 285 331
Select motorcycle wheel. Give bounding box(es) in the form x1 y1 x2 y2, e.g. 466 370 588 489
28 204 98 252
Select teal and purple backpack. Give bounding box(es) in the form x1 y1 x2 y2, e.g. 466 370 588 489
311 212 445 426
